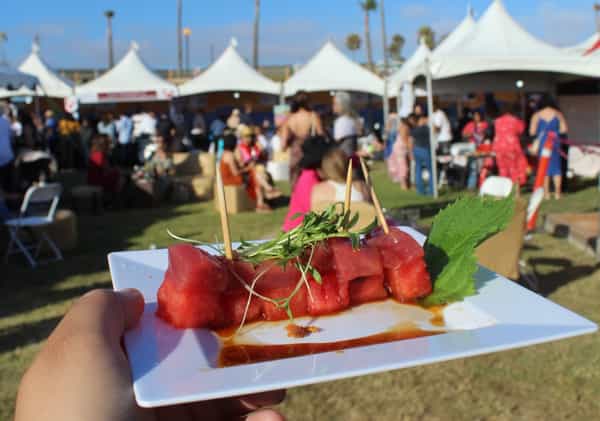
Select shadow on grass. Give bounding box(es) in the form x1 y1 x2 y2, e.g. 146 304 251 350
0 316 62 353
0 281 110 320
528 257 600 297
1 203 190 320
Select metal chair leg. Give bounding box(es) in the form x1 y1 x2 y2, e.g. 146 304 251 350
11 227 37 268
41 231 63 262
4 227 16 263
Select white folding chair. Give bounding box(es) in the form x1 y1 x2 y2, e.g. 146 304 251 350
4 183 63 268
479 176 513 198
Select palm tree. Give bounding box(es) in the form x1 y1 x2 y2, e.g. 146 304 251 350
360 0 377 71
104 10 115 68
417 25 435 49
253 0 260 69
345 33 362 59
388 34 405 61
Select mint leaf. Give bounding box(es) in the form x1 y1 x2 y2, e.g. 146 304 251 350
422 195 515 306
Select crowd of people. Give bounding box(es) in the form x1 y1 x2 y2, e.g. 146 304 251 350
383 93 569 199
0 90 570 226
0 88 384 217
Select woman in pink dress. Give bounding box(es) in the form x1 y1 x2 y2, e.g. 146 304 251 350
387 117 411 189
493 103 527 196
282 137 331 231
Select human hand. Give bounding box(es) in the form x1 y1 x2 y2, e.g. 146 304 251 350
15 289 285 421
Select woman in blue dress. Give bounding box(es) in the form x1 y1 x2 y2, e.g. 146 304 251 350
529 94 568 200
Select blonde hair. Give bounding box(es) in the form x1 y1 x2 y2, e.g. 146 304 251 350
320 148 347 183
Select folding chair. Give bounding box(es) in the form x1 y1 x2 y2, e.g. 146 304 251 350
4 183 63 268
479 176 513 198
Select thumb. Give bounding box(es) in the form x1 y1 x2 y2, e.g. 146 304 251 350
64 289 145 347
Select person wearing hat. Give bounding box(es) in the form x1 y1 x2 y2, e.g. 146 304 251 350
282 136 332 231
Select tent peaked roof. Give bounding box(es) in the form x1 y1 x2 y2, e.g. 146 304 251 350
433 8 476 56
76 42 177 103
284 41 384 96
389 7 475 94
388 39 431 92
425 0 600 81
449 0 560 58
179 39 280 96
18 41 73 97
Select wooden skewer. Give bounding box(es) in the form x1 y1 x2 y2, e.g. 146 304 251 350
215 164 233 259
359 157 390 235
344 159 353 213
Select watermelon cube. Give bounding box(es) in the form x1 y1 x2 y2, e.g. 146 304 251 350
349 275 389 305
306 271 350 316
256 261 308 320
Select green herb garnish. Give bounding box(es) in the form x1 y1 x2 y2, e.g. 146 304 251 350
422 194 515 306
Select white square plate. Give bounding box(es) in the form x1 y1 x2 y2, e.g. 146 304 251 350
109 227 597 408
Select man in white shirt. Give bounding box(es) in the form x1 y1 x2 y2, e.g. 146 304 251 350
0 102 15 191
432 105 453 153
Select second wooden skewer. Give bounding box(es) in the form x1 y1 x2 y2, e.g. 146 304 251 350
359 157 390 234
215 163 233 259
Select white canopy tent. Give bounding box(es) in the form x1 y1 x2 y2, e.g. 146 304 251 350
562 33 600 55
178 39 280 96
75 42 177 104
388 39 431 96
412 0 600 197
390 7 475 115
433 7 477 57
283 41 384 96
420 0 600 87
0 41 73 99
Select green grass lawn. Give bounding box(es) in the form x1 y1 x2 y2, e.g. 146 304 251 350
1 164 599 420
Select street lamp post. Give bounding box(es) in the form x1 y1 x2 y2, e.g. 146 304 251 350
380 0 390 128
0 32 7 66
183 28 191 73
104 10 115 68
177 0 183 76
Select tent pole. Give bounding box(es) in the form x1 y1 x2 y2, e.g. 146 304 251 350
382 76 389 133
425 57 438 199
279 83 284 105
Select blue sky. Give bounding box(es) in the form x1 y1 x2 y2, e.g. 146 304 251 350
1 0 597 70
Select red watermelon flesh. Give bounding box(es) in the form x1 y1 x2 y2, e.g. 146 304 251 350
156 244 228 328
367 227 423 270
256 261 308 320
349 275 389 305
220 289 262 327
156 271 223 328
367 227 432 301
218 259 262 327
306 271 350 316
328 238 384 302
165 244 228 293
304 242 334 274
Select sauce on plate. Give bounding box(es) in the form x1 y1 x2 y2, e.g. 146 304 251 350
218 325 444 367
